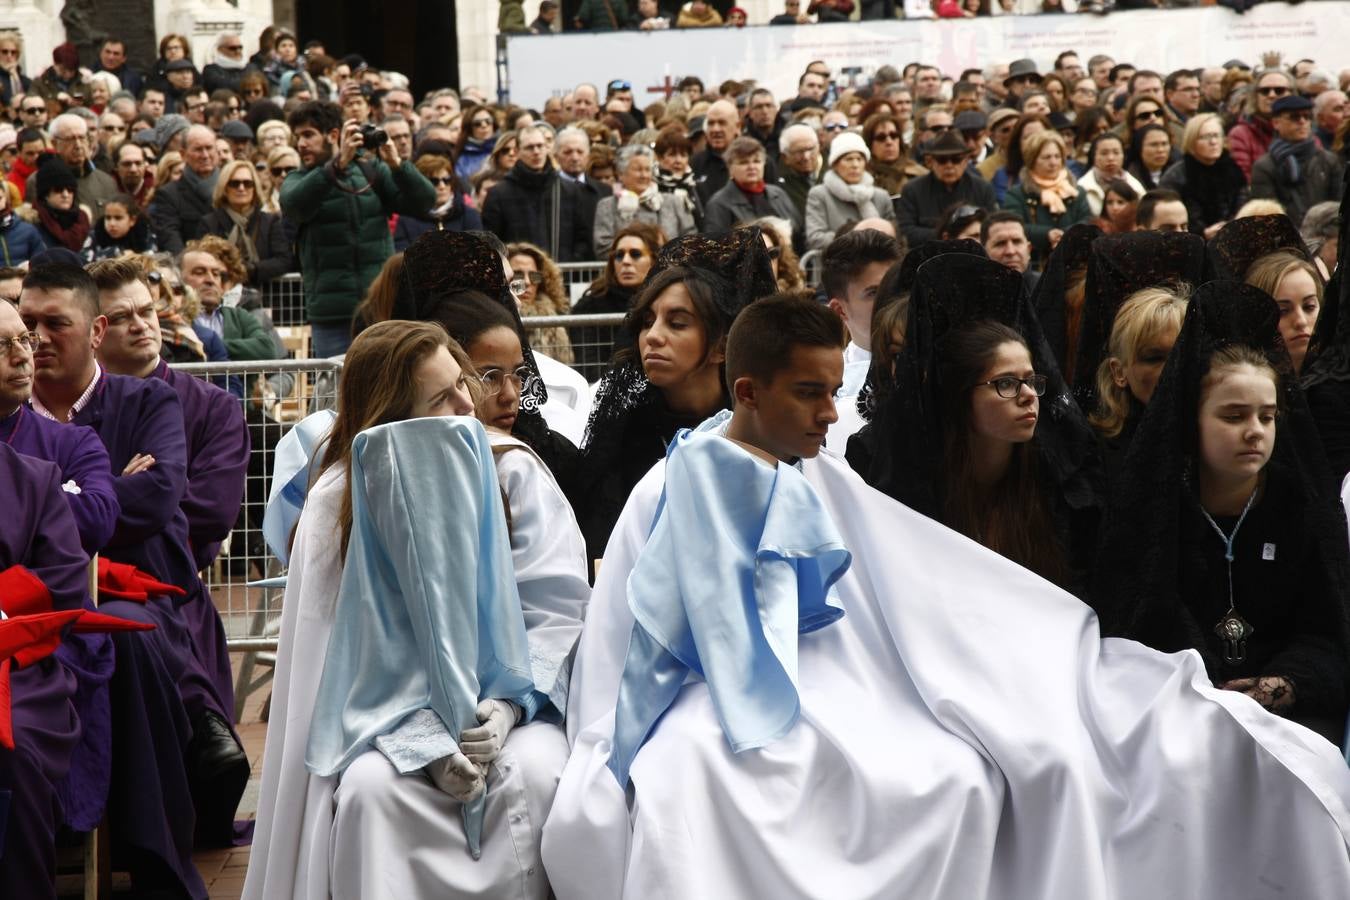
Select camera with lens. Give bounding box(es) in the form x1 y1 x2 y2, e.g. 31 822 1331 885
359 123 388 150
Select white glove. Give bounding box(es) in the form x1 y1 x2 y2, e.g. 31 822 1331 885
458 699 520 767
426 752 485 803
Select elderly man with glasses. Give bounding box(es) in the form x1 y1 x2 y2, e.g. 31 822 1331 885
1250 95 1345 226
23 113 118 214
896 130 997 247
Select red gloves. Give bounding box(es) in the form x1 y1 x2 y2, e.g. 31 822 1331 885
97 558 186 602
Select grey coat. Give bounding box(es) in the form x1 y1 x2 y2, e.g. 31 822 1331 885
702 181 802 240
804 175 897 250
592 193 697 258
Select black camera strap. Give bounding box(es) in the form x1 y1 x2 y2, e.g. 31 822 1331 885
322 156 379 195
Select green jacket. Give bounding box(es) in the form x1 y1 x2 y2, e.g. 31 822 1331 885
218 305 276 362
575 0 629 30
280 156 436 326
1000 180 1092 264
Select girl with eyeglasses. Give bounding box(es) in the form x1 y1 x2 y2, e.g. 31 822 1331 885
454 104 499 183
392 154 482 251
857 252 1101 593
200 158 296 286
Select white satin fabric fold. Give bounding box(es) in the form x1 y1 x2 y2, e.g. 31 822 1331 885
543 446 1350 900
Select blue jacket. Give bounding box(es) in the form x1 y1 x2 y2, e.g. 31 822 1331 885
0 213 46 266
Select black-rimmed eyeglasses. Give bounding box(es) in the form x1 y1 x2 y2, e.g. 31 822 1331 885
979 375 1047 399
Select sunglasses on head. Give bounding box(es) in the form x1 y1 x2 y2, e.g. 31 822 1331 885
613 248 647 261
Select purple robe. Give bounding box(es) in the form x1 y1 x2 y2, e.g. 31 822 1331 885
0 444 88 900
0 404 120 834
0 405 119 555
64 373 225 899
153 360 249 573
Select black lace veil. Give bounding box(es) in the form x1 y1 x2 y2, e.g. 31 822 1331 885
1071 230 1207 410
399 229 550 413
1032 222 1102 380
1089 281 1345 657
1205 214 1310 284
850 252 1098 521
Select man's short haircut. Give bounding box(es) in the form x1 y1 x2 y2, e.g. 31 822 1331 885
553 125 589 150
87 256 150 297
952 82 980 100
1108 63 1134 84
22 263 101 321
798 70 823 88
779 123 818 150
980 210 1025 244
1087 54 1113 70
1164 69 1198 92
1054 50 1079 69
959 68 984 82
724 291 847 390
1128 69 1162 93
677 76 704 91
139 86 164 100
286 100 342 135
1136 188 1183 228
17 127 45 146
821 228 905 300
102 38 126 52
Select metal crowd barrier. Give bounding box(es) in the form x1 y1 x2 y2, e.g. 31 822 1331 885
174 358 343 719
557 261 607 304
523 312 624 384
800 250 822 288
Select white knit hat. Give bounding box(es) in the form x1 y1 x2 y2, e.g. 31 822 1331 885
827 131 870 168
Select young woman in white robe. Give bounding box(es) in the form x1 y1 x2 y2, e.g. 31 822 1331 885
243 321 567 900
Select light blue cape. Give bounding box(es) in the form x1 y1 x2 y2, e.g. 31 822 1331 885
608 427 852 787
305 416 538 858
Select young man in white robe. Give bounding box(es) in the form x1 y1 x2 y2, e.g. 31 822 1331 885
541 292 1350 900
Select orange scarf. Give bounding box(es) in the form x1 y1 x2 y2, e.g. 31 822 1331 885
1028 169 1077 216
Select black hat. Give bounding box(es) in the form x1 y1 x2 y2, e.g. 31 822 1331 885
220 120 254 141
1004 59 1042 86
1271 94 1314 116
164 58 195 73
1048 111 1074 132
35 156 78 200
922 130 969 158
953 110 988 132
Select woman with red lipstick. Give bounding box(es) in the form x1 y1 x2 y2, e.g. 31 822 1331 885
856 251 1102 592
577 229 777 563
1092 282 1350 742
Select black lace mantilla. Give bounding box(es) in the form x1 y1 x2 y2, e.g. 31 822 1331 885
1072 230 1207 409
399 229 549 412
1033 222 1102 379
1205 214 1310 284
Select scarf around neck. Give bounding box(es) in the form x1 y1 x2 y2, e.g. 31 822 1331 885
224 206 261 267
1027 168 1078 216
1268 137 1317 185
37 200 90 251
182 165 219 204
823 169 880 217
617 183 662 215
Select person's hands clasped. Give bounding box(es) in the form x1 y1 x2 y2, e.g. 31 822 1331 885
458 699 521 767
426 751 485 802
1220 675 1295 713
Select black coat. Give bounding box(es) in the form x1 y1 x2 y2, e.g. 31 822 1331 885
148 176 215 253
202 63 248 95
481 162 593 262
199 206 298 285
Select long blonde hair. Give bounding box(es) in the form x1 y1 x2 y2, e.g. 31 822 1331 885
319 320 477 560
1091 286 1189 438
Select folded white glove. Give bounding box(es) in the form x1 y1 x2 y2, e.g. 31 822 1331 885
426 752 485 803
458 699 520 766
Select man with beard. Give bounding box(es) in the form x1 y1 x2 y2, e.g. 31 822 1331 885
280 100 435 356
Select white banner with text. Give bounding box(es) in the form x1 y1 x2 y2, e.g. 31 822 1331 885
505 3 1342 109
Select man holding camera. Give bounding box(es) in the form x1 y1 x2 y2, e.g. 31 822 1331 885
281 100 436 357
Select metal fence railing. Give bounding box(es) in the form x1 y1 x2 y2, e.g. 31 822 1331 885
523 312 624 385
557 262 606 305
